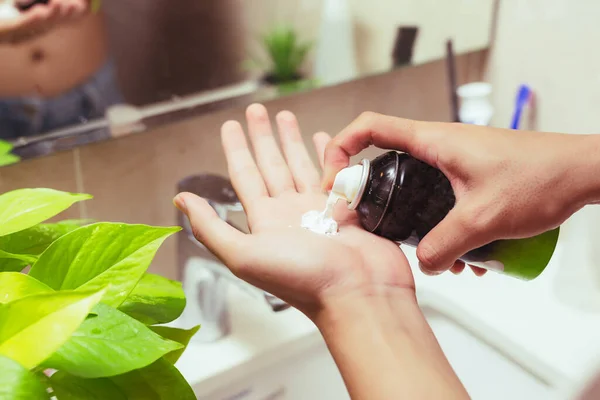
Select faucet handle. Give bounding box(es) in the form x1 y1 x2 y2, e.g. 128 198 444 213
177 174 243 222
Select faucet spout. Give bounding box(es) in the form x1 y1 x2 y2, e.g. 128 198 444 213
176 174 290 342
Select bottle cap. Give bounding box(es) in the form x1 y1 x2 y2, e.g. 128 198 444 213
331 159 370 210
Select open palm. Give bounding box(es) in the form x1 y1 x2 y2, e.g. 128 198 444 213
177 104 415 317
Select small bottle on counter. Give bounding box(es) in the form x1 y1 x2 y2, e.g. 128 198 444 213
331 151 560 280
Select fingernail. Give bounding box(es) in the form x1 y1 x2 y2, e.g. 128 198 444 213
173 195 187 214
418 262 442 276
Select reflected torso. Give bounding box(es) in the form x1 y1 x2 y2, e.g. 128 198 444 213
0 12 108 98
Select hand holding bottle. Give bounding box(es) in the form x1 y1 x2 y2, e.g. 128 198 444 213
323 112 597 275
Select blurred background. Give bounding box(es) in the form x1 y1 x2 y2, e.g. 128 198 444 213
3 1 600 399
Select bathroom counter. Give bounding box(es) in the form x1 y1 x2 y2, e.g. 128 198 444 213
175 244 600 395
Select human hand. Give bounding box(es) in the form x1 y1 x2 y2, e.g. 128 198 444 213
322 112 590 275
174 104 416 319
0 0 88 44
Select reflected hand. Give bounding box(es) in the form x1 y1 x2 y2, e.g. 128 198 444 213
0 0 88 44
174 104 415 318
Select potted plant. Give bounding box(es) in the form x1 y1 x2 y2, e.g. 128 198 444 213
245 26 318 95
0 188 198 399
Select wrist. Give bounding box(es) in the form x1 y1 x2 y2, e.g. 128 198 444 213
314 289 469 399
569 134 600 207
314 288 425 344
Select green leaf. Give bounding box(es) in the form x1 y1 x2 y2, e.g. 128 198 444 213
0 189 91 237
0 355 48 400
0 220 88 272
0 290 104 369
149 326 200 364
111 358 196 399
0 153 20 167
50 371 126 400
29 223 180 307
49 358 195 400
0 249 37 268
0 140 13 154
45 303 183 378
118 273 186 325
0 272 53 304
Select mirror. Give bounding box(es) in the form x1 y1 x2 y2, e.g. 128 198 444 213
0 0 496 165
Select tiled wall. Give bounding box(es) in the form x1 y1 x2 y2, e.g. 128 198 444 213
0 51 485 279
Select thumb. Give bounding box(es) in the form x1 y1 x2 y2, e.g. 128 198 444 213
416 207 488 275
322 112 434 190
174 192 249 271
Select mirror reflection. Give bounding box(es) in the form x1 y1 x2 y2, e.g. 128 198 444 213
0 0 118 138
0 0 495 162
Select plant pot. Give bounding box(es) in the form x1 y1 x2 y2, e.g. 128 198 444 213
260 73 319 96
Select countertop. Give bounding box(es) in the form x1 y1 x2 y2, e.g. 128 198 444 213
175 238 600 396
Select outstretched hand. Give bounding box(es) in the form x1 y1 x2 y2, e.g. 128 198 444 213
174 104 415 318
0 0 88 44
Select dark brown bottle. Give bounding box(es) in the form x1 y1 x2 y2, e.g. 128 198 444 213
333 151 560 280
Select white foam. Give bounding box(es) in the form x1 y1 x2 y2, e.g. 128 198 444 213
300 193 341 235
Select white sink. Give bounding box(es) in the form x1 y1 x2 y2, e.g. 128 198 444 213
174 261 569 399
419 291 567 400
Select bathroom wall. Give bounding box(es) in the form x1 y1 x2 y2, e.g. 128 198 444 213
0 51 485 280
487 0 600 133
242 0 495 75
102 0 247 105
101 0 493 106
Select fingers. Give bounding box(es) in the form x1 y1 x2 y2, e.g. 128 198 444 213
275 110 320 193
174 193 250 272
416 206 492 275
246 104 295 196
221 120 269 206
322 112 436 190
313 132 331 171
450 261 466 275
449 262 488 277
470 266 488 277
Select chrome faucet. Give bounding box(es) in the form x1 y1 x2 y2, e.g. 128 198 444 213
176 174 290 342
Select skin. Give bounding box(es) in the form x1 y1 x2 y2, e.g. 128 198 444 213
0 0 107 98
174 104 469 399
322 111 600 275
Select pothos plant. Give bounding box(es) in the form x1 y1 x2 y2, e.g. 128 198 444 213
0 139 19 167
0 188 199 399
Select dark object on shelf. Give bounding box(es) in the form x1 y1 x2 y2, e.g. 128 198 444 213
445 39 460 122
392 26 419 68
16 0 49 11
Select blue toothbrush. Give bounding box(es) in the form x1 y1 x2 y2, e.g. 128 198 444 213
510 84 533 130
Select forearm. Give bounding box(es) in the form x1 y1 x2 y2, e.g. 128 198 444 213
315 291 469 400
568 134 600 207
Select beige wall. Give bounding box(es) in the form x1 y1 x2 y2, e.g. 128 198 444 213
242 0 494 76
487 0 599 133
